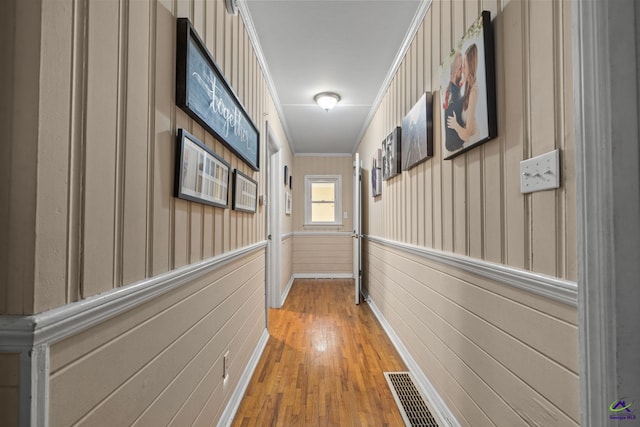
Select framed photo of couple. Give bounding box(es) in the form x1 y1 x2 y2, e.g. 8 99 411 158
440 11 497 160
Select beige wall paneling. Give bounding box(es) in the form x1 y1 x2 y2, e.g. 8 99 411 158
466 0 484 260
152 0 175 277
82 0 120 296
561 0 577 281
439 0 454 254
428 6 443 252
33 0 74 312
502 0 527 270
416 25 426 248
293 235 353 275
0 0 15 314
5 0 41 314
451 0 467 257
49 251 265 426
354 0 579 424
123 0 152 285
529 0 559 277
0 353 20 426
366 242 579 425
483 0 506 265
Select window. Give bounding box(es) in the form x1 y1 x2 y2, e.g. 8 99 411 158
304 175 342 225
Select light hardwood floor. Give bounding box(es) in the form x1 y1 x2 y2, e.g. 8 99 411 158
232 279 407 426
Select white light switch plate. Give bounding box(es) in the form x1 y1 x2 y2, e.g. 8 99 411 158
520 149 560 193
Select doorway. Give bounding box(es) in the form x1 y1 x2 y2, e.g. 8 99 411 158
265 122 282 327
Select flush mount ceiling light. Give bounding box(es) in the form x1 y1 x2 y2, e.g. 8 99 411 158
314 92 341 112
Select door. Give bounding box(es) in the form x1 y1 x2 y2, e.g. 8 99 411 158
353 153 362 304
265 123 281 327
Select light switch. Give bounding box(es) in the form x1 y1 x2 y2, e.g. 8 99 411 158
520 149 560 193
343 211 348 219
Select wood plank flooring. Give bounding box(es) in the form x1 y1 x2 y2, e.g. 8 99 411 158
232 279 407 426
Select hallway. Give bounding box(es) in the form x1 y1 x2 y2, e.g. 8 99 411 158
232 279 407 426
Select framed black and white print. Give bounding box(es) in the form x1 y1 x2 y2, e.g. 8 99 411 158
176 18 260 170
232 169 258 213
371 149 382 197
440 11 497 159
285 192 292 215
175 128 230 208
401 92 433 170
382 127 401 180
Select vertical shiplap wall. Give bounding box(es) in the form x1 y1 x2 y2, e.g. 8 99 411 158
356 0 578 425
2 0 288 315
359 0 576 280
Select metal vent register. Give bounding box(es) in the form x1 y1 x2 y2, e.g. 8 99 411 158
384 372 440 427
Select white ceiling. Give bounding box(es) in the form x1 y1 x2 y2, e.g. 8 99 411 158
242 0 427 155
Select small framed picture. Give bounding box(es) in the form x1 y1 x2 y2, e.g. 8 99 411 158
232 169 258 213
284 165 288 186
285 192 292 215
382 127 401 180
175 128 230 208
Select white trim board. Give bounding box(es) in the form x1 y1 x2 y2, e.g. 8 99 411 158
0 241 268 349
293 231 352 237
292 273 354 280
280 275 295 307
365 235 577 306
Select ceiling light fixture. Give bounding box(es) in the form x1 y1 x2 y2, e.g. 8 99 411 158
314 92 341 112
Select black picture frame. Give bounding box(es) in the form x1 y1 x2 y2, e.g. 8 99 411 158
176 18 260 170
289 176 292 190
284 165 288 186
175 128 230 208
382 126 402 180
232 169 258 213
440 10 497 159
401 92 434 170
371 149 382 197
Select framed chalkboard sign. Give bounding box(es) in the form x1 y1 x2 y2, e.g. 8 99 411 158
176 18 260 170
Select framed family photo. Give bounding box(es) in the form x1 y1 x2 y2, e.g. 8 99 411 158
440 11 497 160
371 149 382 197
401 92 433 170
175 129 230 208
382 127 401 180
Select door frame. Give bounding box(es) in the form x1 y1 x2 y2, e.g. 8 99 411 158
573 1 640 425
265 122 282 316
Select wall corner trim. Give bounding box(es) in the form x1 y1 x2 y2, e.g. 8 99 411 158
365 235 578 306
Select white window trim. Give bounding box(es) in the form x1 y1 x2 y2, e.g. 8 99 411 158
304 175 343 226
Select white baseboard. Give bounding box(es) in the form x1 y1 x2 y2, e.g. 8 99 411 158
366 297 460 427
292 273 354 280
217 329 270 427
280 276 295 307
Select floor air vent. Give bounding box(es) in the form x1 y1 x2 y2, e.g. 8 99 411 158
384 372 440 427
